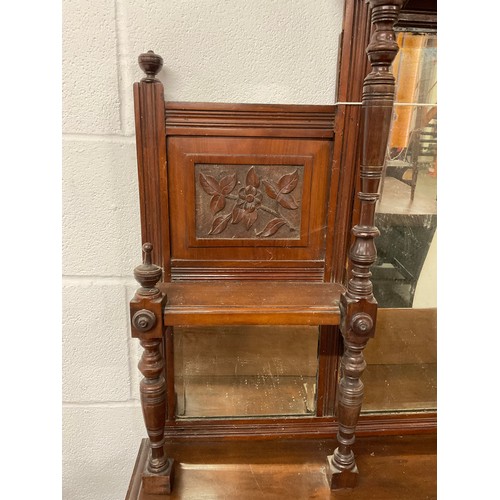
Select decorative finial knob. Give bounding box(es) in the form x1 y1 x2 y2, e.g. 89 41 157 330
351 313 374 336
138 50 163 82
143 242 153 264
134 243 162 295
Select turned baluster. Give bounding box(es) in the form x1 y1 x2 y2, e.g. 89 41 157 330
328 0 403 489
130 242 173 494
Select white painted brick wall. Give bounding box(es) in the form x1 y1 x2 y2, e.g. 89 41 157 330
63 0 122 134
62 1 344 498
62 139 141 276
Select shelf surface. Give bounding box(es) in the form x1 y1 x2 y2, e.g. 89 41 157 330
160 281 344 326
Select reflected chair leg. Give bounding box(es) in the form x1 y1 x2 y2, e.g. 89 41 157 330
327 338 368 489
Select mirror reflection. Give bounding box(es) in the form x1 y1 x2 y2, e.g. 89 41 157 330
364 31 437 413
174 325 319 418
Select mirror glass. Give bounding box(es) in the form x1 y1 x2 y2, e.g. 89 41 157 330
174 325 319 418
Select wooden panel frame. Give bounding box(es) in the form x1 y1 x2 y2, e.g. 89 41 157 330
161 104 344 433
164 102 339 284
184 154 313 248
167 137 333 266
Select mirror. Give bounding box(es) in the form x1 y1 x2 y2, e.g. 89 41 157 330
174 325 319 418
363 31 437 413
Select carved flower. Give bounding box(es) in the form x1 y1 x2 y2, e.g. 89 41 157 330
231 167 263 229
237 185 263 213
201 165 300 237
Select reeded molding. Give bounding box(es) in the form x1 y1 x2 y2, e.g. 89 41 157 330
165 101 336 138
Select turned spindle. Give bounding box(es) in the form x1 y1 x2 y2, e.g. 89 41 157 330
133 242 162 297
328 0 403 490
131 243 173 494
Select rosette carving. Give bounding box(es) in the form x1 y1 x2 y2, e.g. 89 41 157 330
198 165 302 238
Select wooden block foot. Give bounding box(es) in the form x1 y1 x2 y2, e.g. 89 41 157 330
326 454 358 490
142 445 174 495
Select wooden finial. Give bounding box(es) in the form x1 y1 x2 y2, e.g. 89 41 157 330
134 242 162 295
138 50 163 82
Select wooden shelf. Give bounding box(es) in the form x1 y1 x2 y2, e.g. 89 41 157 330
126 434 437 500
160 281 344 326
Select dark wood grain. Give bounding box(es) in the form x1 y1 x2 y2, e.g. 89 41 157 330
329 0 404 490
326 0 371 284
165 101 335 138
133 52 170 277
131 243 173 494
126 439 149 500
160 281 343 326
125 434 436 500
166 136 333 275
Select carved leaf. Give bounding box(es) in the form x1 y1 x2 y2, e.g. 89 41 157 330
277 170 299 194
219 173 237 195
246 167 260 188
210 194 226 214
262 180 279 200
208 213 231 235
200 173 222 196
231 205 244 224
277 192 299 210
243 210 258 230
257 218 286 237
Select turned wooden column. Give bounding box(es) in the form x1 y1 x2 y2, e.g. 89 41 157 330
328 0 403 489
130 243 174 494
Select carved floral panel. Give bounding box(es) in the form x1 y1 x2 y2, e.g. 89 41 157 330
195 164 304 240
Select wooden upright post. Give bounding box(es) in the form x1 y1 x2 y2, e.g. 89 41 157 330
133 50 170 277
328 0 403 489
130 243 173 494
131 51 173 494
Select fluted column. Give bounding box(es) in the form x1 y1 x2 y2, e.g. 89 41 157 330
328 0 403 490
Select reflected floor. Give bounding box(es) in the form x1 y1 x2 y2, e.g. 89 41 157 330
363 308 436 413
174 325 319 418
363 363 436 412
177 375 317 418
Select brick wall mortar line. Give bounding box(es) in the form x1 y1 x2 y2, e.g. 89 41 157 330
63 133 135 143
63 401 140 408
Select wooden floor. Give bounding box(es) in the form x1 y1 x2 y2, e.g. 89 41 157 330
127 434 436 499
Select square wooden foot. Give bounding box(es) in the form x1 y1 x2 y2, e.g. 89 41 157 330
326 454 358 490
142 447 175 495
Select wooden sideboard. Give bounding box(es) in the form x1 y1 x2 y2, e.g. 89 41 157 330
122 0 436 495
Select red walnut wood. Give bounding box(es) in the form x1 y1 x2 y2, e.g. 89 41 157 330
138 337 168 472
131 243 174 494
328 0 404 490
133 52 170 278
158 281 344 326
139 50 163 83
126 2 432 490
